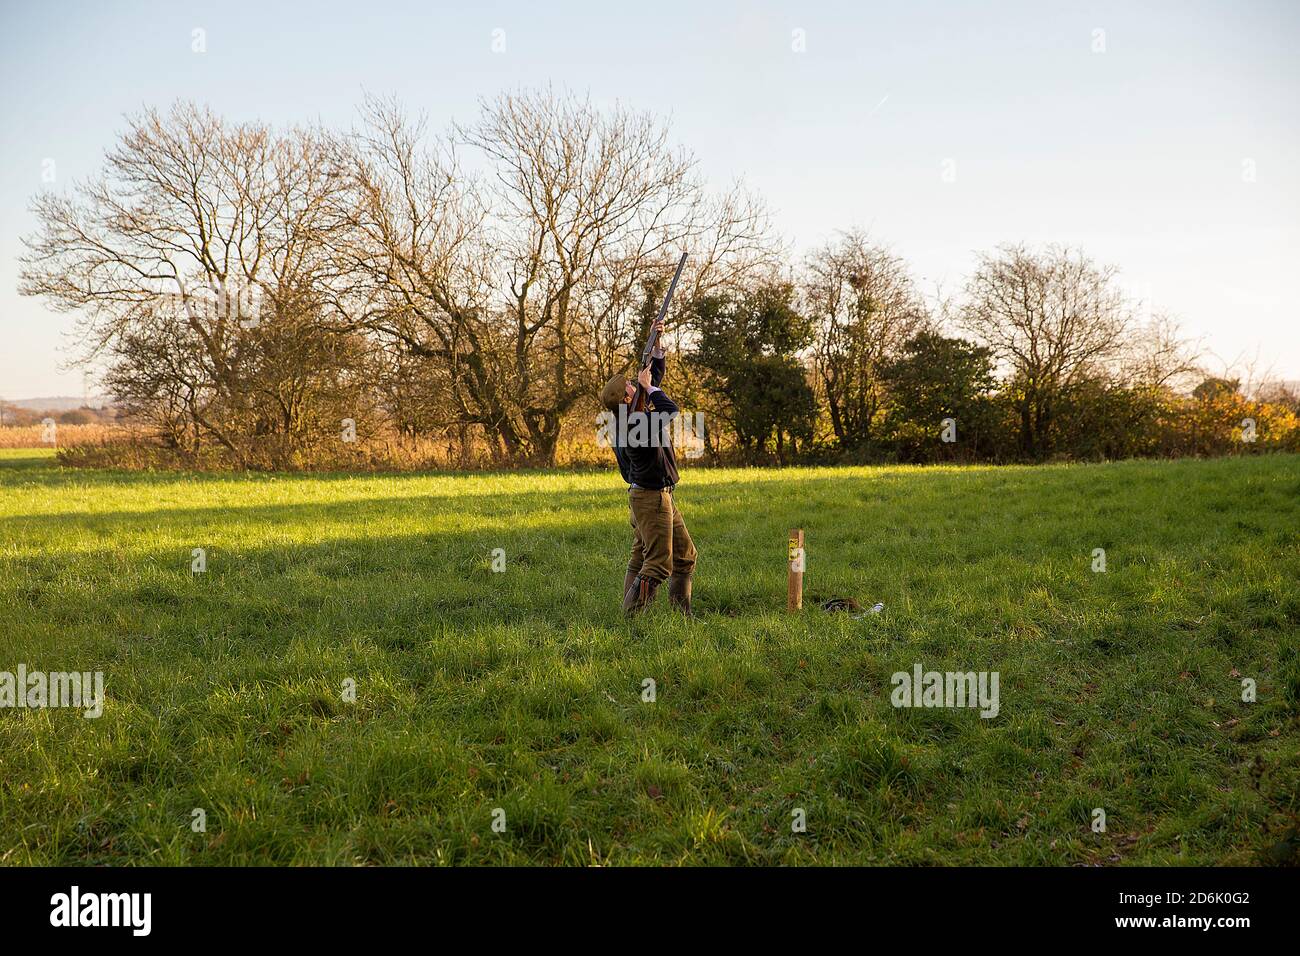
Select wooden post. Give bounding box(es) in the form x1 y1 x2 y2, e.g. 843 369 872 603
787 528 804 611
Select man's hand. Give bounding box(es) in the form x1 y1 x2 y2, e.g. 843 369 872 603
651 319 666 358
637 366 653 391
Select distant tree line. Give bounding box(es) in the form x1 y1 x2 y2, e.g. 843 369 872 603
0 403 119 427
19 95 1300 469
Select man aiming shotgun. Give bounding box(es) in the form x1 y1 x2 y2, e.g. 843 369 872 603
600 252 696 616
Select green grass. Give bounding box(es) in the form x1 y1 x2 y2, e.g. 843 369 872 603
1 447 1297 865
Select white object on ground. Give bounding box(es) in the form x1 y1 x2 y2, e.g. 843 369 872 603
850 602 885 620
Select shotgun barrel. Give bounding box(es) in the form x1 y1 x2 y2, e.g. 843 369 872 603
631 252 688 412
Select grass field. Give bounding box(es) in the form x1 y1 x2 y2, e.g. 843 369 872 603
1 447 1297 866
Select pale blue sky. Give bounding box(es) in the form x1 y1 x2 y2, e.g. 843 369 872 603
2 0 1297 397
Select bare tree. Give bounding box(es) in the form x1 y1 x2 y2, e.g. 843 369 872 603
19 102 359 465
960 244 1134 458
1119 311 1202 392
338 90 774 464
326 97 500 456
803 230 929 449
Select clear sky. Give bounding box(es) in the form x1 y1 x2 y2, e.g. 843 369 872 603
2 0 1297 397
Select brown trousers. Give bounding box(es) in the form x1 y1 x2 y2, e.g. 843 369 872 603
627 488 697 583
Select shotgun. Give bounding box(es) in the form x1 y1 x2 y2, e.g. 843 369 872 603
630 252 688 413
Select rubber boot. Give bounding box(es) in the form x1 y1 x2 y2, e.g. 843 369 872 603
622 575 661 615
667 573 693 616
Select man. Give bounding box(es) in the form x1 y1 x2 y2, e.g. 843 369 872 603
600 319 697 615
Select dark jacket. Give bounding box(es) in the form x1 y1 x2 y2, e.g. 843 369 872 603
613 354 680 489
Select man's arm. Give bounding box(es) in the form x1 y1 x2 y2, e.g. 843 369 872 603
647 385 678 417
